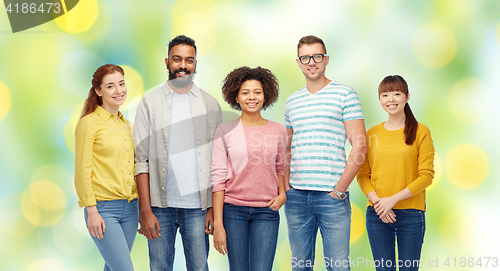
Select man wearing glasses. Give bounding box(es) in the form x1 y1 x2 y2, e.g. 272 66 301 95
284 35 367 271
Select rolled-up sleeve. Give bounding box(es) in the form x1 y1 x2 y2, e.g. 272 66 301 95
133 100 150 176
74 117 97 207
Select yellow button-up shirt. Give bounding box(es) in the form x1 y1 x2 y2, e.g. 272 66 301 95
74 106 138 207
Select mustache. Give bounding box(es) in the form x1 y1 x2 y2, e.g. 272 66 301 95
173 68 191 75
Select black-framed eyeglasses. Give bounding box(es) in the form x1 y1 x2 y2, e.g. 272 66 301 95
297 54 327 65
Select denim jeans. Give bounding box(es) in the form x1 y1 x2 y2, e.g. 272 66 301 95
285 188 351 271
149 207 209 271
366 206 426 271
84 199 139 271
223 203 280 271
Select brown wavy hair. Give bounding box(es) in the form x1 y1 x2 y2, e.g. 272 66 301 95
297 35 327 55
81 64 125 118
378 75 418 145
222 66 279 111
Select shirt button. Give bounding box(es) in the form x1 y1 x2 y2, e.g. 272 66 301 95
127 150 129 152
129 173 131 175
162 168 165 171
125 139 127 141
167 116 170 118
164 151 166 154
129 184 132 186
162 187 165 190
128 161 130 163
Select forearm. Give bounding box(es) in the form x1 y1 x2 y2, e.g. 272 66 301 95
335 144 367 192
212 191 225 227
390 188 412 203
277 174 286 195
284 128 293 189
136 173 152 213
284 147 291 189
366 190 380 204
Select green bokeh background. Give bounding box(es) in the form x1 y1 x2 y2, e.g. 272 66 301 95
1 0 499 270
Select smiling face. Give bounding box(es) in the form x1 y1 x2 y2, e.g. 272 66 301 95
296 43 329 81
379 91 409 116
95 71 127 114
166 44 197 88
236 80 265 114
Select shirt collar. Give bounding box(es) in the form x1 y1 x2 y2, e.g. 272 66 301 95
95 105 124 121
164 81 200 97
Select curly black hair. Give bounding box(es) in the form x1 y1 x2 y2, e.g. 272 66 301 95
222 66 279 111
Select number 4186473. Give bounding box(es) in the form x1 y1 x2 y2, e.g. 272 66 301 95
6 3 61 14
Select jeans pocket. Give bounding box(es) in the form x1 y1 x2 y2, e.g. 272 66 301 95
402 209 422 214
96 200 108 209
326 191 345 201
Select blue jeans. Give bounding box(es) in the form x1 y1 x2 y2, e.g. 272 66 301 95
84 199 139 271
149 207 209 271
223 203 280 271
285 188 351 271
366 206 425 271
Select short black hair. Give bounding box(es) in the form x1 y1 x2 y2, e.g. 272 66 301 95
222 66 279 111
168 35 197 54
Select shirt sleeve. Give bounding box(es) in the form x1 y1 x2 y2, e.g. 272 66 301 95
284 101 292 129
211 126 229 193
342 90 364 121
133 99 150 176
356 150 375 196
406 125 435 196
74 116 97 207
275 125 287 176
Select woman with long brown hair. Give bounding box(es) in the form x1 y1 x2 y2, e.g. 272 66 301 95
74 64 138 270
357 75 435 271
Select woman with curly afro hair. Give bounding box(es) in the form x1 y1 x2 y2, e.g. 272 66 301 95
211 66 287 270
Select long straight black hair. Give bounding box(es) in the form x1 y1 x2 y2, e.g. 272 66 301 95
378 75 418 145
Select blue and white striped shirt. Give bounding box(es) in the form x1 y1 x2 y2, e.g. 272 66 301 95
284 81 364 191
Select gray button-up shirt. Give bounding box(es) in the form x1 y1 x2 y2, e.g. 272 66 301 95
133 82 222 210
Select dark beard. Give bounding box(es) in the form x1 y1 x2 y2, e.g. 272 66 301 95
168 68 195 88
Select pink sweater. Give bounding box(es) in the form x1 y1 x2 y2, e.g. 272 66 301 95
211 119 287 207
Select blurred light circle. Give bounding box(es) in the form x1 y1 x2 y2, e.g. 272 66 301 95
120 65 145 111
0 81 11 121
445 144 489 189
412 23 457 69
59 50 103 96
439 210 474 254
64 102 84 153
0 207 37 238
350 203 364 245
171 0 216 57
22 192 42 226
53 217 92 256
426 152 441 191
21 180 67 226
55 0 99 33
449 78 492 123
26 258 65 271
29 180 67 211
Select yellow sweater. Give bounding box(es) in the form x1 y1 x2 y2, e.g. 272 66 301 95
357 122 434 211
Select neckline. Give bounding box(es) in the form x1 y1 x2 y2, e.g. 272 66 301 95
239 119 269 128
382 122 404 132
